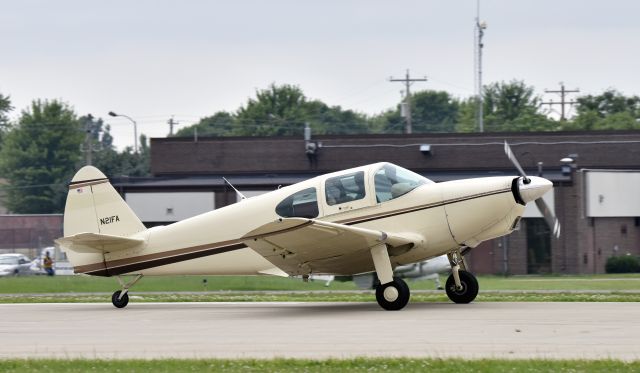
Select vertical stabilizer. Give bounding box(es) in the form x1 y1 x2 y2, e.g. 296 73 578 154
64 166 146 237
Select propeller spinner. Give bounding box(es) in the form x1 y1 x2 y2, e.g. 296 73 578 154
504 141 561 238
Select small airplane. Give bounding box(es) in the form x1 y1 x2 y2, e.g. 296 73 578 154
56 141 558 310
352 254 451 290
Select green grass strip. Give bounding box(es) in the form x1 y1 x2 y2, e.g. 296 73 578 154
1 358 639 372
2 291 640 304
2 274 640 295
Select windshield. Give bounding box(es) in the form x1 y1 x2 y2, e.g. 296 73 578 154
374 163 433 203
0 257 19 265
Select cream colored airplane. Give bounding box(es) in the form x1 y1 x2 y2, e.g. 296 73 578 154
56 142 557 311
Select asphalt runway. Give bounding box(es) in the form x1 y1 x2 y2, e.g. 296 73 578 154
1 302 639 360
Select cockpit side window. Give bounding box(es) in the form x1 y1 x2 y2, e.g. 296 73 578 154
325 171 366 206
275 187 319 218
375 164 430 203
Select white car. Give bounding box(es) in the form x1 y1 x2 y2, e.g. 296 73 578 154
0 253 37 276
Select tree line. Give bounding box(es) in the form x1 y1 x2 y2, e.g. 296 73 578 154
0 80 639 213
172 81 640 137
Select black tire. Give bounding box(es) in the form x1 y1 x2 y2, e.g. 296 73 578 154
445 270 479 304
375 277 410 311
111 290 129 309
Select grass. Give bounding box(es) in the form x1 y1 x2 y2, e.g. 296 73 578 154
0 275 359 294
3 291 640 304
1 274 639 304
1 358 639 372
1 273 640 293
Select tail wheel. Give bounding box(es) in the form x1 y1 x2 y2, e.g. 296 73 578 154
111 290 129 309
375 277 410 311
445 270 479 304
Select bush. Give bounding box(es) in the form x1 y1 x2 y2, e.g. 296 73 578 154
605 255 640 273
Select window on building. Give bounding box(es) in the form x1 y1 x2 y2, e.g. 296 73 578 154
325 171 366 206
275 188 319 218
374 163 431 203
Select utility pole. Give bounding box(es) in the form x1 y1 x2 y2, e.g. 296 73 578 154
80 114 100 165
475 0 487 132
389 69 427 134
168 116 180 135
542 82 580 121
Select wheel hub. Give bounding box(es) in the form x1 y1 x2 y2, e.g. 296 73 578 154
383 286 399 302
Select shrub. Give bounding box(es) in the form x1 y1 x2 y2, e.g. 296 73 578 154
605 255 640 273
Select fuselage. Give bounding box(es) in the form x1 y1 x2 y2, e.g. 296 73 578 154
84 162 536 277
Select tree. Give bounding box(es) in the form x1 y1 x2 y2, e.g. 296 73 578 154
575 89 640 118
378 90 460 134
410 90 459 133
0 100 83 213
176 84 371 137
234 84 310 136
563 90 640 131
455 98 479 133
303 100 369 135
116 134 151 177
482 80 555 132
173 112 236 137
0 93 13 145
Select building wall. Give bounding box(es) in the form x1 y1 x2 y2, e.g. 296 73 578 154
0 215 63 258
150 131 640 176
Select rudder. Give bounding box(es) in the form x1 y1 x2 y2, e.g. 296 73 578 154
64 166 146 237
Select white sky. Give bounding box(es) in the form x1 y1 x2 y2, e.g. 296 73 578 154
2 1 639 149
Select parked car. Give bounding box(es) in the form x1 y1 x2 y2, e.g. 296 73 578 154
0 253 37 276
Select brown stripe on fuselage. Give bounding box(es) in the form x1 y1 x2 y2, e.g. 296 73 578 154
75 239 247 276
76 220 315 276
84 243 247 276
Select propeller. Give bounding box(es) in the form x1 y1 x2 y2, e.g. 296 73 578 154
504 141 561 238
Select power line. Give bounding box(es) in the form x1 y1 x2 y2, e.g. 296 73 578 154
389 69 427 135
542 82 580 121
168 116 180 135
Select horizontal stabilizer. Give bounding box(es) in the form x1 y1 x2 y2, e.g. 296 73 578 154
56 233 144 254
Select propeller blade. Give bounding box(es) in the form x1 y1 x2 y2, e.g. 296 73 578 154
503 141 530 183
535 197 561 238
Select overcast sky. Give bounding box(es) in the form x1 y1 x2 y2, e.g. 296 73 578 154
2 1 639 149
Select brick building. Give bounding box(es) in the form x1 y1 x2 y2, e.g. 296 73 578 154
112 130 640 275
0 214 63 258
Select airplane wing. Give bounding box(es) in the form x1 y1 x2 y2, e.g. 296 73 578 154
242 218 417 276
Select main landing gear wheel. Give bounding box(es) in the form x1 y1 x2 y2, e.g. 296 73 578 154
111 290 129 309
445 270 479 304
375 277 410 311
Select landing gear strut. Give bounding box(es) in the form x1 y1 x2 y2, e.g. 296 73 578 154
111 274 143 309
370 242 410 310
446 250 479 304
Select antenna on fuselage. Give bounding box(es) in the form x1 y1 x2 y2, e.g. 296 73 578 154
223 177 247 201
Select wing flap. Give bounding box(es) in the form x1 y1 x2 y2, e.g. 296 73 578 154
243 218 417 275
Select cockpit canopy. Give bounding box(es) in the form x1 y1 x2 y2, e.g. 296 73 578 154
275 163 433 218
373 163 432 203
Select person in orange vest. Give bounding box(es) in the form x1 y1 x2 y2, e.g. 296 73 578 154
43 252 55 276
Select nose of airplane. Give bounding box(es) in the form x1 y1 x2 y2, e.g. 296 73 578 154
518 176 552 203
